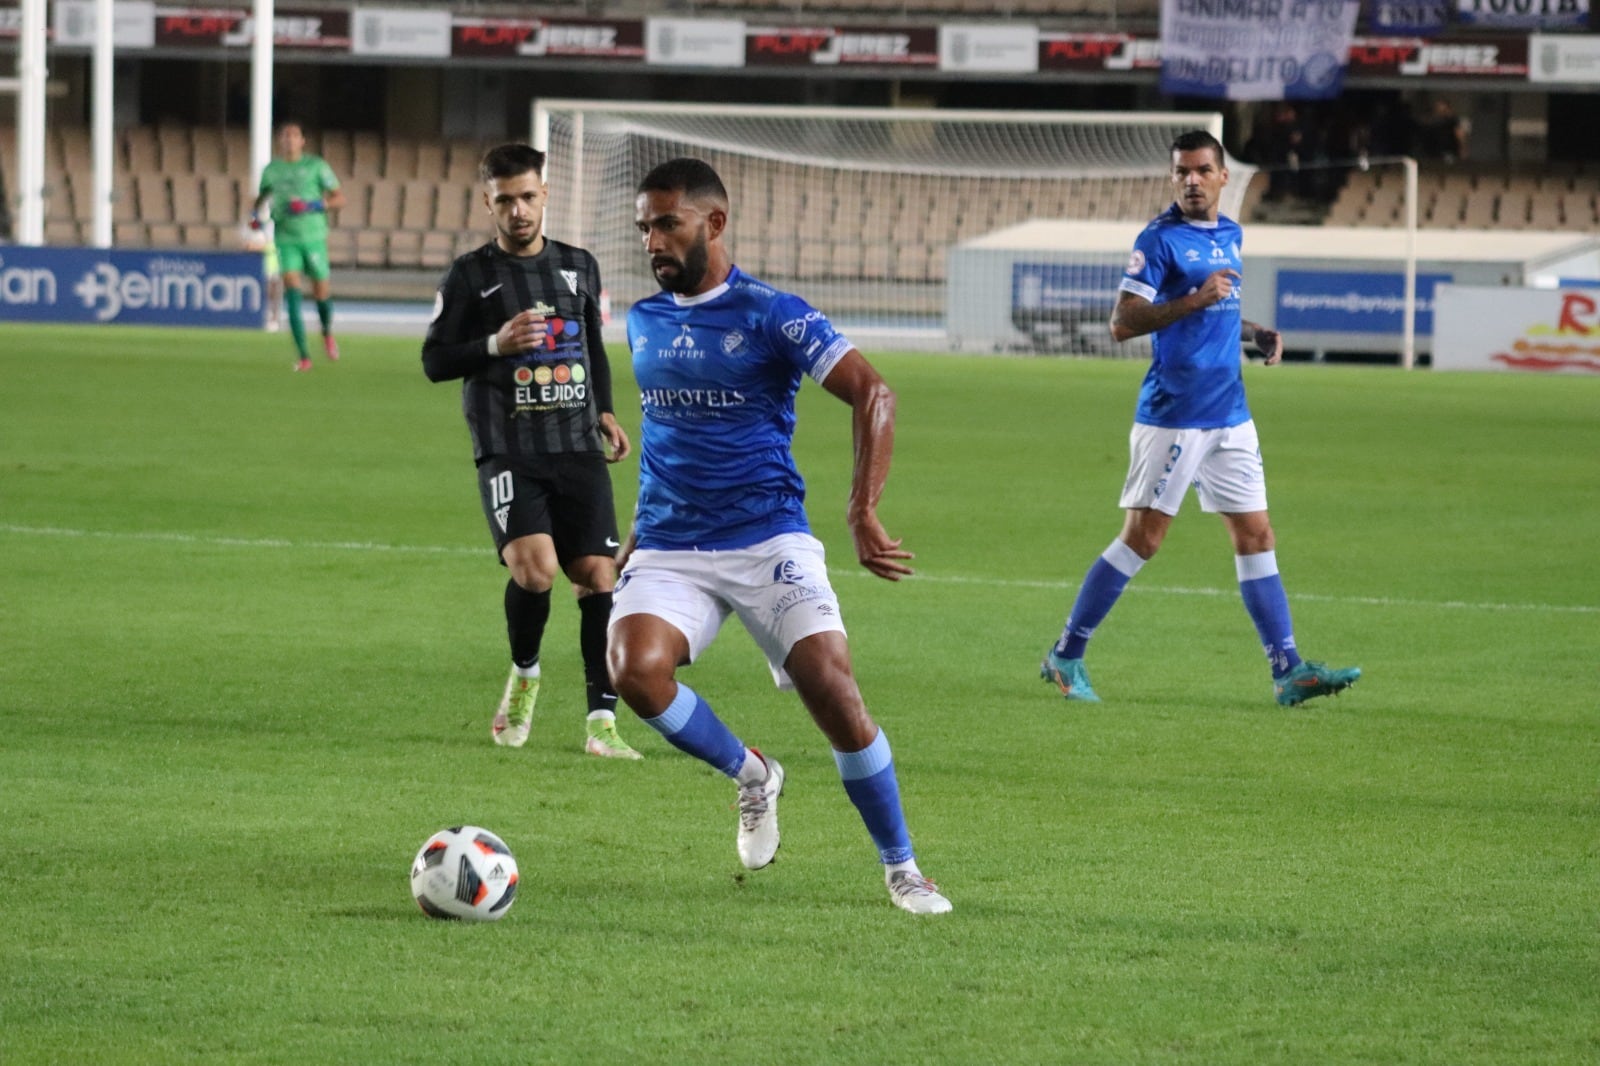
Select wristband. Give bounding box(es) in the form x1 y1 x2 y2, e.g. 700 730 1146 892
487 334 499 357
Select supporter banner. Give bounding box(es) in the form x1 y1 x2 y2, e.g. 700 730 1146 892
1455 0 1587 28
939 24 1039 73
451 17 643 60
351 7 450 57
53 1 157 47
1368 0 1452 33
746 25 937 67
1276 269 1451 334
1160 0 1362 100
1529 32 1600 81
1346 34 1529 76
1433 284 1600 372
647 18 745 68
0 246 265 329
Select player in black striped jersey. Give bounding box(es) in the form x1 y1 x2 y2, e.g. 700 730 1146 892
423 143 640 760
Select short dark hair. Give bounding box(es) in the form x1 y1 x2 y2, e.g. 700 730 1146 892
637 157 728 207
1170 130 1226 166
479 143 546 184
274 118 305 135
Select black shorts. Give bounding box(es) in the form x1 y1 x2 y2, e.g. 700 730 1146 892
476 453 620 566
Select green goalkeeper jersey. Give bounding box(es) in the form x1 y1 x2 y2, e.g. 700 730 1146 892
258 154 340 243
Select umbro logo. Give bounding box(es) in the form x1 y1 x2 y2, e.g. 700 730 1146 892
560 270 579 295
480 284 503 298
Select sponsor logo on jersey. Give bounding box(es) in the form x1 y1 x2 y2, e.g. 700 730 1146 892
1125 249 1146 275
671 324 696 350
533 366 553 385
514 366 534 386
1210 244 1230 261
553 364 571 384
570 363 587 383
531 301 557 315
560 270 579 295
430 290 444 322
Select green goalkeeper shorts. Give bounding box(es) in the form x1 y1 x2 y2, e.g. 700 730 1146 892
277 239 331 281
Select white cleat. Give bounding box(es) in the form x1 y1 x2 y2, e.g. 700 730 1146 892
736 755 784 870
887 870 953 915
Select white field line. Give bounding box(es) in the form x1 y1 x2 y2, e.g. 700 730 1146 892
3 523 1596 616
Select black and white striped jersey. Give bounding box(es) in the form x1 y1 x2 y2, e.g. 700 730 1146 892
422 238 615 461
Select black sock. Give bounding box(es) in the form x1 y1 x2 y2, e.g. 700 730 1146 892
505 580 551 669
578 592 617 713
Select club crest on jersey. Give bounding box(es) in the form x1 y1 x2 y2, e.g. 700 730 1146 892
1125 249 1145 275
560 270 579 295
773 559 807 585
493 506 510 532
721 330 746 355
781 317 807 344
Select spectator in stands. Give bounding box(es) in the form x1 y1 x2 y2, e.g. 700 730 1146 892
1040 129 1361 710
1247 103 1303 202
1419 99 1469 164
251 119 345 371
421 143 642 762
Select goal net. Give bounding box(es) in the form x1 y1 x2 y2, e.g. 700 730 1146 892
531 100 1251 353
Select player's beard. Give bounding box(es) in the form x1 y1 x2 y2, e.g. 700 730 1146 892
651 228 710 295
498 217 542 253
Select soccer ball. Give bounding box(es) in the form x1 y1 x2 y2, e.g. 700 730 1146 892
409 826 519 922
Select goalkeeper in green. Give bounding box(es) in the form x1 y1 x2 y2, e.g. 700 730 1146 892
252 120 346 371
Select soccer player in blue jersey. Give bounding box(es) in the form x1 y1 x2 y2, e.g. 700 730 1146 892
607 157 951 914
1041 130 1360 708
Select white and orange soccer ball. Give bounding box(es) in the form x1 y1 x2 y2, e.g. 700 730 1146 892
409 826 519 922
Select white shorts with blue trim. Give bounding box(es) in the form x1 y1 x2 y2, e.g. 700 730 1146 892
1118 420 1269 516
609 532 846 691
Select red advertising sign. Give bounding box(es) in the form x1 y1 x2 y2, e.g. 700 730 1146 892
150 6 348 49
1345 35 1530 76
1038 32 1162 72
452 17 644 60
746 25 938 67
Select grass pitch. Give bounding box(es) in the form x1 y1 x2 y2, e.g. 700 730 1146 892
2 324 1596 1064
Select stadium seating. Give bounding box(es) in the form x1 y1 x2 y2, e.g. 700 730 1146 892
8 120 1595 287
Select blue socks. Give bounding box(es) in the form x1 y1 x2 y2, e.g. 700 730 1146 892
1055 539 1146 659
834 729 914 865
1237 550 1302 679
639 683 748 778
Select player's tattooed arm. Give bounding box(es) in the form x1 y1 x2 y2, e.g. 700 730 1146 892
1109 270 1239 342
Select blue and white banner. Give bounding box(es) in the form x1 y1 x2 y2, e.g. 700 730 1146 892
1456 0 1587 29
1275 269 1451 334
1160 0 1362 100
1368 0 1452 35
0 246 266 328
1012 262 1123 315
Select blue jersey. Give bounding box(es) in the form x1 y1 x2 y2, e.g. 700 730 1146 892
1119 204 1250 429
626 266 855 551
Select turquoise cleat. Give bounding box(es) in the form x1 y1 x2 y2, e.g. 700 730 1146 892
1274 661 1362 707
1040 650 1102 703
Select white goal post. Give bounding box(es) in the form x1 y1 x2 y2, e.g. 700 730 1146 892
530 100 1249 352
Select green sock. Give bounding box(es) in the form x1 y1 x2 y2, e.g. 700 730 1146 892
284 289 308 358
316 298 334 336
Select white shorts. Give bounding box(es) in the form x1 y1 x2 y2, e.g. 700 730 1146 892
609 532 846 691
1118 420 1269 515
